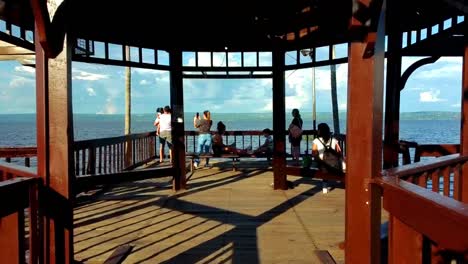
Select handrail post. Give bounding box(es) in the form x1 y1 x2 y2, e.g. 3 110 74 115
87 147 96 175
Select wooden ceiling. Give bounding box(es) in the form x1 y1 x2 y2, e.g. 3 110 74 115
0 0 465 51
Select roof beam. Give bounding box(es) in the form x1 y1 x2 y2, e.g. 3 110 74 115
0 46 35 56
442 0 468 15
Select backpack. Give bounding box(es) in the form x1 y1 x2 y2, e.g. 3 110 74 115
318 138 343 172
289 124 303 139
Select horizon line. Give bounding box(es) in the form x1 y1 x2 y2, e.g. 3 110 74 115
0 111 462 115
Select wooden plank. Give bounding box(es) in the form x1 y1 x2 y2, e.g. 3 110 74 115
417 144 460 157
0 178 35 264
378 176 468 252
0 214 21 264
388 216 423 264
103 244 133 264
314 250 337 264
0 147 37 158
0 177 32 218
385 154 467 179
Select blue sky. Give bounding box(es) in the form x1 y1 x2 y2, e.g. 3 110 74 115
0 16 464 114
0 53 463 114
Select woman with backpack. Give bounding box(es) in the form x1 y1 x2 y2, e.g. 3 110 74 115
312 123 343 193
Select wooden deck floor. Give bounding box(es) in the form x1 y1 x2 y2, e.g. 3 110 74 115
74 163 348 263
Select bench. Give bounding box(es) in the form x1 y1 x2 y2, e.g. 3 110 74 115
186 152 272 172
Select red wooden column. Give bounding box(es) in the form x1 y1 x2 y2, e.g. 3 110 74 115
169 49 186 191
461 39 468 203
272 47 287 190
346 0 386 263
35 22 75 264
0 199 24 263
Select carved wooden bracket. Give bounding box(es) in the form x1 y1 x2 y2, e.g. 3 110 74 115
30 0 66 58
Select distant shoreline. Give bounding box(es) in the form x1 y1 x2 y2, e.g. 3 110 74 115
0 111 461 121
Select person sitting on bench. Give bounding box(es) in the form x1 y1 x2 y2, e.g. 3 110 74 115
252 128 273 156
212 121 249 156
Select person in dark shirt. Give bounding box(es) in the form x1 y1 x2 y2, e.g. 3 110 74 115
253 128 273 155
212 121 249 156
288 108 303 164
193 110 213 168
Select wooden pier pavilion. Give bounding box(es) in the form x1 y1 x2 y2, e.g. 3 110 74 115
1 0 468 263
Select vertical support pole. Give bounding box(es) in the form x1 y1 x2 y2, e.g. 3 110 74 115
383 7 402 169
346 1 386 263
272 46 287 190
461 37 468 203
330 46 340 134
124 46 132 168
169 49 186 191
35 9 74 264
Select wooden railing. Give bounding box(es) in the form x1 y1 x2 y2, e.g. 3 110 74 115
377 154 468 262
185 129 346 156
73 131 157 176
1 130 347 179
0 147 37 167
399 141 460 166
0 161 40 264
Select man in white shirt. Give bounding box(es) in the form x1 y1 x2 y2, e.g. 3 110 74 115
154 106 172 163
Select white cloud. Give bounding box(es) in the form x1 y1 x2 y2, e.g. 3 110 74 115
97 98 117 114
14 66 35 75
86 87 96 96
419 90 446 102
451 103 461 108
73 70 109 81
9 76 34 88
339 103 347 110
414 65 460 79
139 79 149 85
262 101 273 112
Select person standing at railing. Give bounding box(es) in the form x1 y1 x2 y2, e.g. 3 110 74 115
154 106 172 163
288 108 303 165
193 110 213 168
154 107 164 136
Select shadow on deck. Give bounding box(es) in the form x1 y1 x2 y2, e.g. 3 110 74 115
74 164 346 263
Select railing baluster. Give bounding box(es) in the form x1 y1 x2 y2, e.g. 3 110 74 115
431 169 440 194
193 135 196 152
81 149 86 175
98 146 102 174
417 172 428 188
75 150 80 176
104 145 107 173
108 145 112 173
132 139 136 165
453 164 461 201
442 166 450 197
